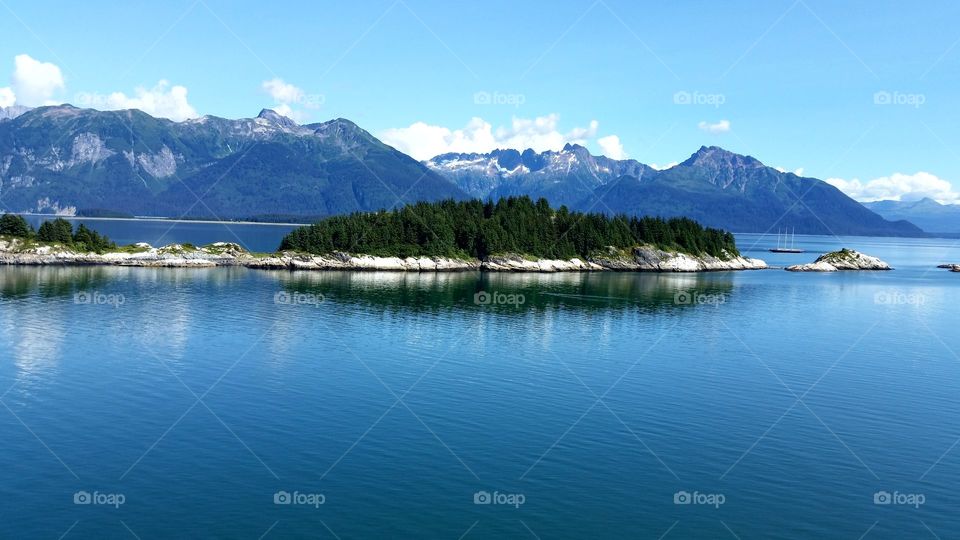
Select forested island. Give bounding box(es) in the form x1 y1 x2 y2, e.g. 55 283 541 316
0 199 768 272
279 196 740 260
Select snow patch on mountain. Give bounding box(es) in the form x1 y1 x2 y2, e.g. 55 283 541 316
426 144 655 200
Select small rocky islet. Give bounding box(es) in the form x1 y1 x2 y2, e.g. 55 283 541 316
785 248 892 272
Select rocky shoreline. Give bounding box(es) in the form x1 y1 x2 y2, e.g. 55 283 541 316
0 239 768 273
786 249 892 272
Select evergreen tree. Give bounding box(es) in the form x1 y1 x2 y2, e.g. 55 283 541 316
72 224 116 253
278 196 740 260
37 218 74 244
0 214 33 238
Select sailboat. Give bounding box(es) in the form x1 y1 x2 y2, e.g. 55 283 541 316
769 227 805 253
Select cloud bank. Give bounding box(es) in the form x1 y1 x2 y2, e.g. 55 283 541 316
826 172 959 204
0 54 65 107
77 80 198 121
597 135 627 160
0 54 199 121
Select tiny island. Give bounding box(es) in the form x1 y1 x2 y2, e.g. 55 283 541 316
785 248 892 271
0 198 768 272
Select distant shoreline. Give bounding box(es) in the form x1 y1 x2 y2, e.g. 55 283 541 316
13 214 947 238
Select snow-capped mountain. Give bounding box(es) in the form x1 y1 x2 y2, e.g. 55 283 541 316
427 145 923 236
426 143 656 207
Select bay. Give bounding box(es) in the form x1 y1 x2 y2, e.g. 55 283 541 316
0 224 958 538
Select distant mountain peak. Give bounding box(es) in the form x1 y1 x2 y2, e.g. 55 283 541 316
318 117 360 129
311 117 365 137
307 117 378 150
256 108 299 128
256 108 280 119
682 146 763 168
425 144 655 207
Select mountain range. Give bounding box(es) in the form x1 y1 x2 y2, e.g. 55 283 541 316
0 104 925 236
865 198 960 233
0 105 465 218
427 145 921 236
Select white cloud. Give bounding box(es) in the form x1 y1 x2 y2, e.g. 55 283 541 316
77 80 198 121
698 119 731 134
260 78 321 122
650 162 678 171
826 172 960 204
7 54 64 106
597 135 628 160
380 114 615 160
1 54 197 120
0 87 14 107
262 78 305 104
775 166 805 176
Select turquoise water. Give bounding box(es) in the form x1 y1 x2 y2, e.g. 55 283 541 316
1 228 959 538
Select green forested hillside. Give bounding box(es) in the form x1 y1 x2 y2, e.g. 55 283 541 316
279 196 739 259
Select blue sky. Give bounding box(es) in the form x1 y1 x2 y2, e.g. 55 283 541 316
2 0 960 202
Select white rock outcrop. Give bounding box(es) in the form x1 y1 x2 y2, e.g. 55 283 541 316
786 249 892 272
590 246 767 272
481 255 603 272
0 240 768 273
244 252 479 271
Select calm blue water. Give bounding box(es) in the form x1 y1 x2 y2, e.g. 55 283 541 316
21 216 299 253
1 224 959 539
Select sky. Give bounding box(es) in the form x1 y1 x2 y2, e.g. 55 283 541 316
1 0 960 203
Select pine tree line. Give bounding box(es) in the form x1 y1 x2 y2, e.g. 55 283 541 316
0 214 116 253
279 196 739 259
